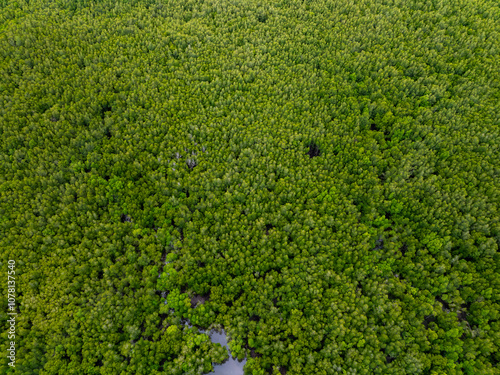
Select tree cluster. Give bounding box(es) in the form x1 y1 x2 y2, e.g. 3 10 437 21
1 0 499 374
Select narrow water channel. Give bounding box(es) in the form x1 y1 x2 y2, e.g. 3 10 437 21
183 321 246 374
203 329 246 375
159 263 246 374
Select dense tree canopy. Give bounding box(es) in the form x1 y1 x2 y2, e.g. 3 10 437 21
1 0 499 374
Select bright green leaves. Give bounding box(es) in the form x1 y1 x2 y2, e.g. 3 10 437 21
248 337 256 348
446 327 462 339
156 227 172 247
155 323 228 374
378 257 395 276
372 215 391 230
165 252 178 263
164 288 191 317
185 329 209 349
422 232 445 255
105 176 125 203
2 0 500 373
166 325 179 335
228 337 245 361
245 357 267 375
150 265 159 278
481 287 493 300
187 303 214 327
75 308 85 322
316 189 333 202
389 199 404 215
157 261 179 291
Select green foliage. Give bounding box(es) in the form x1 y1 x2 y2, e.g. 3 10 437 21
1 0 499 374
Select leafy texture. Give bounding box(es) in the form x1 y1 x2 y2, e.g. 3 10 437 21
1 0 499 374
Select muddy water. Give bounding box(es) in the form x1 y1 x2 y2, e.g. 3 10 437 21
159 264 245 374
203 329 246 375
183 322 246 374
